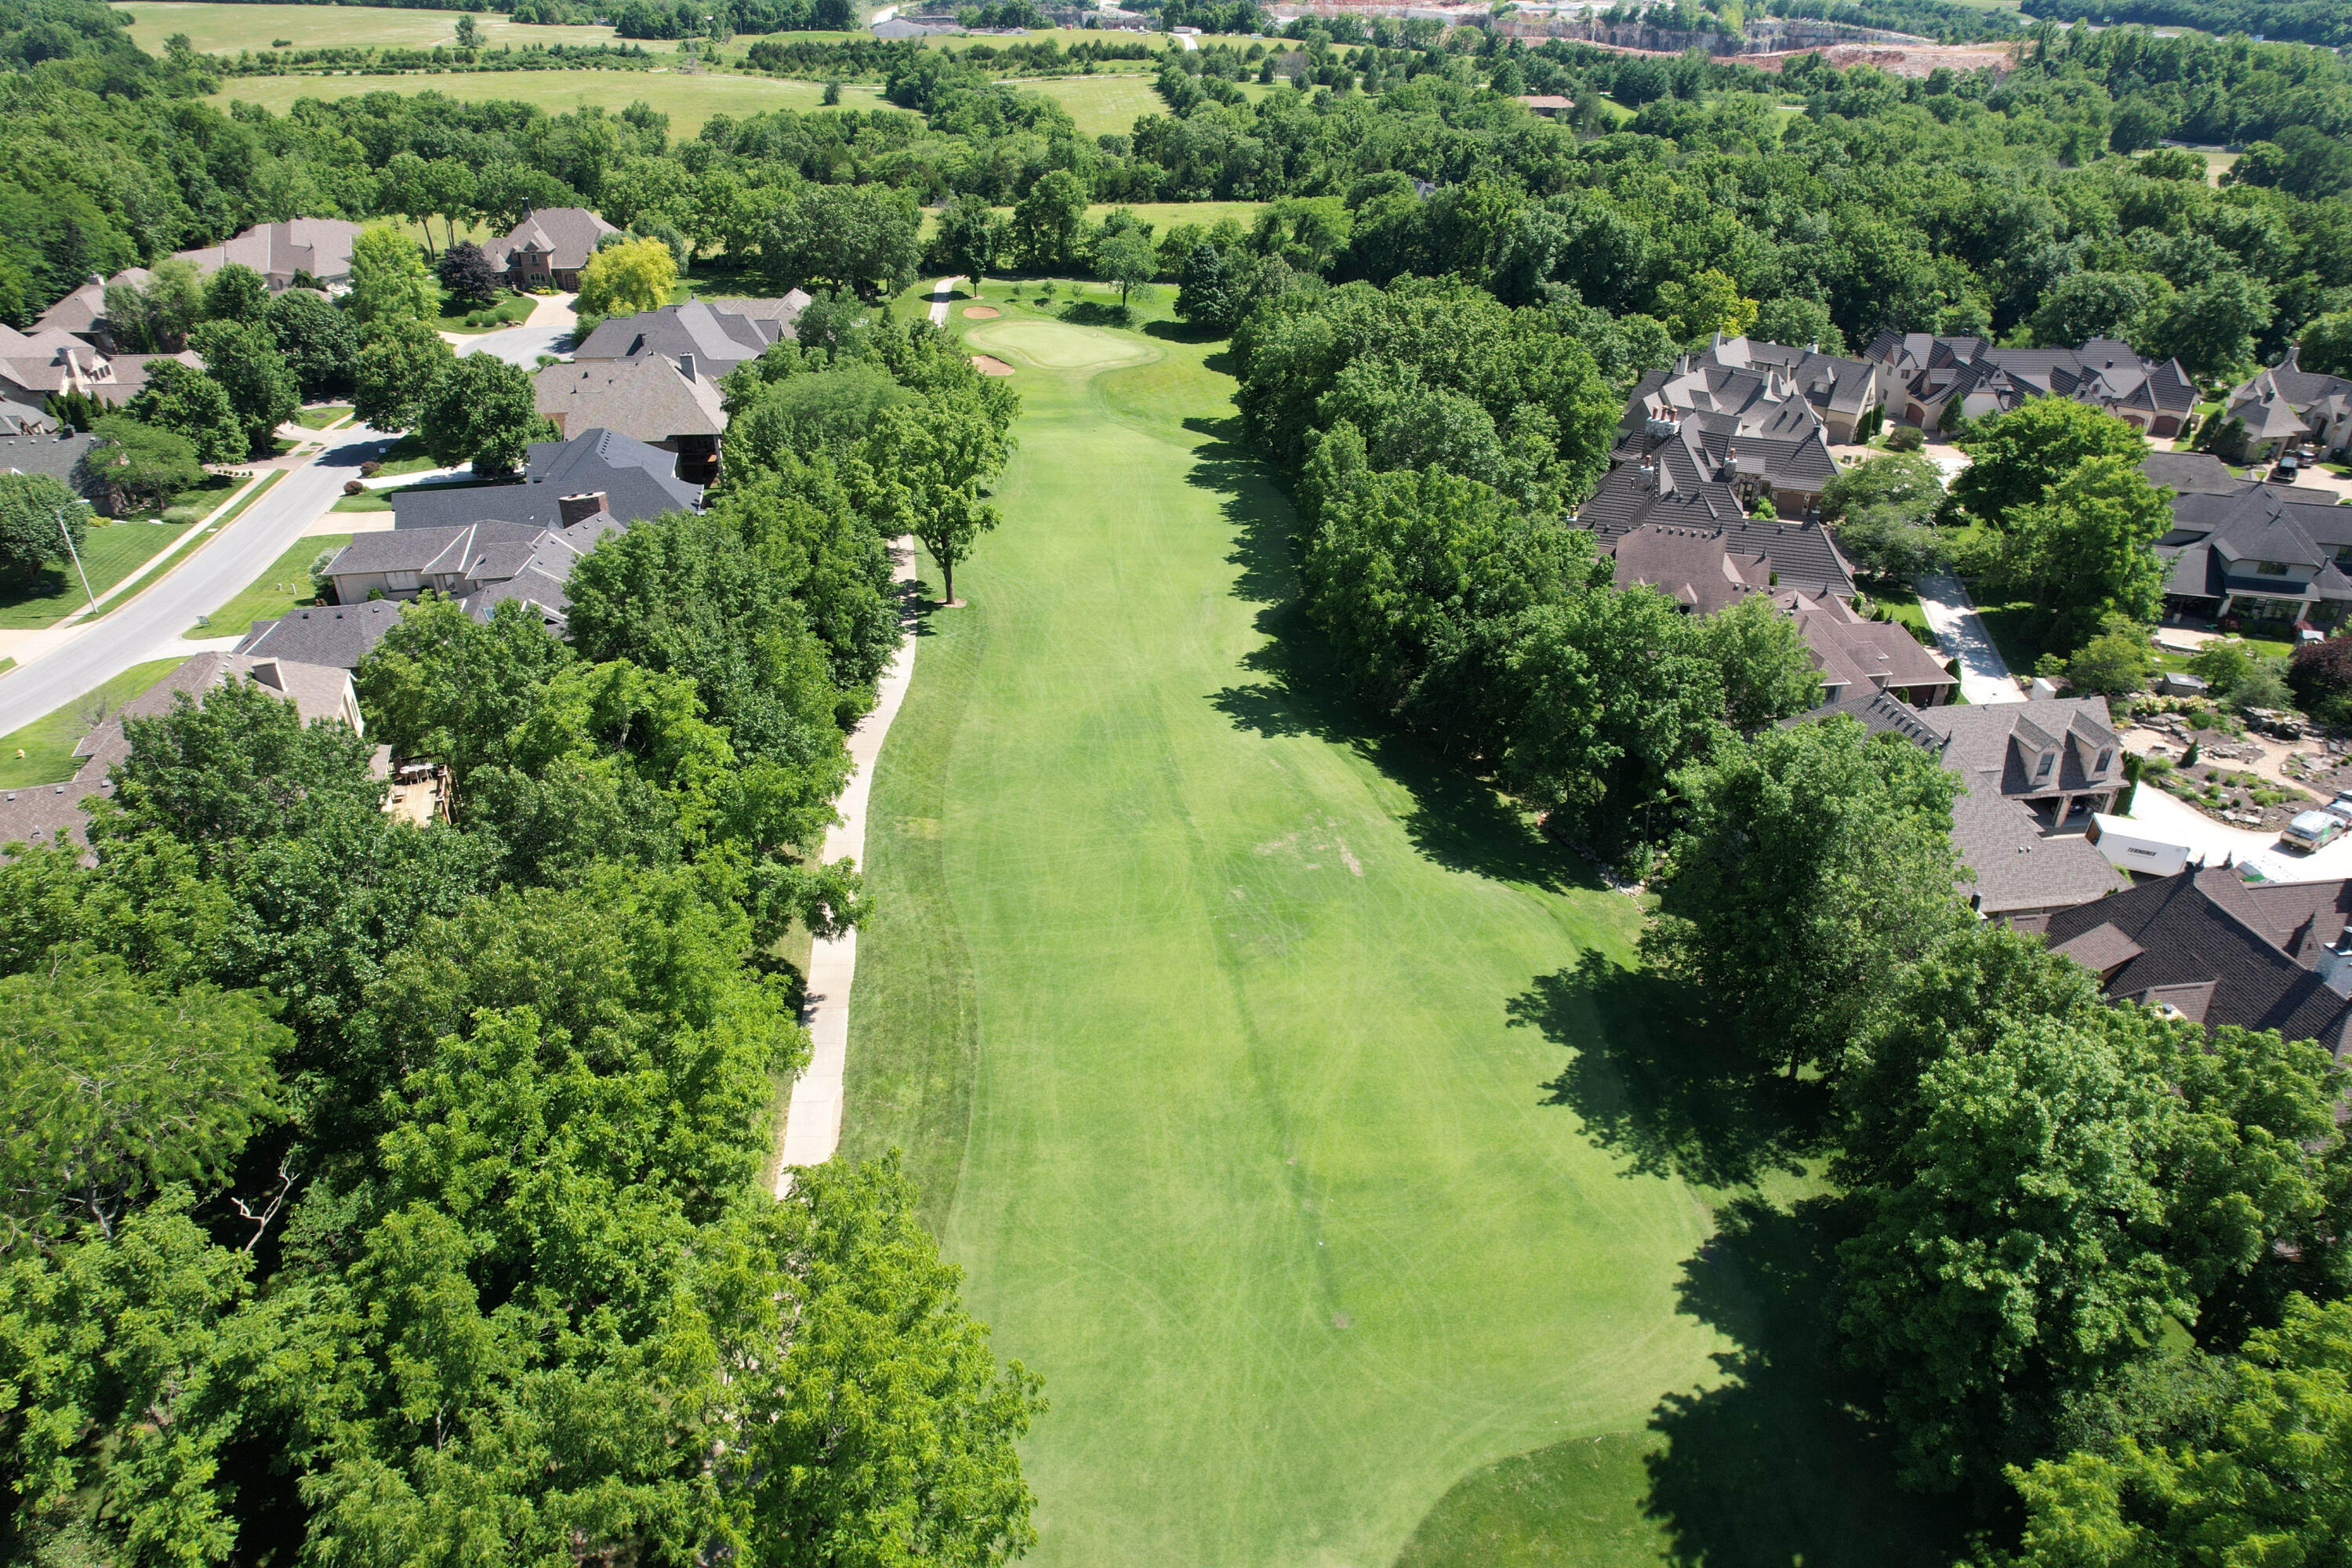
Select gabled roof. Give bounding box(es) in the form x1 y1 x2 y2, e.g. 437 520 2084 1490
535 355 725 443
2228 346 2352 422
172 219 362 283
571 298 797 374
1601 523 1773 615
393 428 701 533
235 600 408 670
490 208 617 274
2141 451 2241 496
1781 588 1955 700
2041 867 2352 1058
1862 331 2195 418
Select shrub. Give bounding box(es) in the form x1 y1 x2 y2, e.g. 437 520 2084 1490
343 479 365 495
2288 635 2352 724
1886 425 1926 452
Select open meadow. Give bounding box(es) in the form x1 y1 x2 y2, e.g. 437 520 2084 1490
122 2 678 55
209 65 887 124
833 288 1964 1566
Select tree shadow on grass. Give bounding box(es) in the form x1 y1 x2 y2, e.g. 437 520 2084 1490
1508 951 1828 1191
1181 416 1597 895
1642 1195 1974 1568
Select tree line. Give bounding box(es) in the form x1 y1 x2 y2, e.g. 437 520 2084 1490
0 295 1030 1563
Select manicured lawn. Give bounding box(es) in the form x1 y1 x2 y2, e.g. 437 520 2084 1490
211 69 888 132
1973 594 2051 676
0 519 196 631
435 293 534 332
293 405 353 429
372 435 441 477
191 533 350 640
836 296 1953 1566
332 489 394 513
123 2 673 55
0 658 183 788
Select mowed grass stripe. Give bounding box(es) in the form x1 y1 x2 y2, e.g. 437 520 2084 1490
846 310 1725 1567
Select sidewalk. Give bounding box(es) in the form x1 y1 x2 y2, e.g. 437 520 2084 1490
1914 572 2024 705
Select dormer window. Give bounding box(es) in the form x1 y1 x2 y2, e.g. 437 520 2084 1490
2035 751 2055 780
2257 561 2292 575
2096 749 2112 772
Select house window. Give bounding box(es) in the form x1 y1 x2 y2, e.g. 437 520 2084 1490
2035 751 2054 780
2256 561 2292 575
2096 749 2112 772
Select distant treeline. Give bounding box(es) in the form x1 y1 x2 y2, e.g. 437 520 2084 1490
2022 0 2352 49
210 39 658 74
742 32 1155 77
1759 0 2026 43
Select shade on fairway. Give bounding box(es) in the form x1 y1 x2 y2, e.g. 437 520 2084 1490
841 311 1730 1566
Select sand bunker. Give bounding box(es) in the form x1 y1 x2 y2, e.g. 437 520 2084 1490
971 354 1016 376
962 305 1001 319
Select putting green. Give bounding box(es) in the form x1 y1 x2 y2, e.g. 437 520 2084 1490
961 318 1158 371
842 316 1729 1567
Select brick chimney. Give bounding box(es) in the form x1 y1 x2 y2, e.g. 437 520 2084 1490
558 491 608 527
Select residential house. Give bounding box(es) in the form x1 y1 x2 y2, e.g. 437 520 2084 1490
1612 336 1849 511
169 219 363 292
2218 346 2352 464
1863 332 2198 439
0 426 114 515
1516 93 1575 115
1595 521 1774 614
570 294 812 377
0 652 363 855
534 356 727 480
0 323 203 428
2154 478 2352 630
234 599 409 670
1577 448 1858 597
31 270 142 346
1807 689 2132 925
390 427 703 533
321 505 626 630
488 207 618 292
2141 450 2243 496
2039 867 2352 1060
1780 588 1957 708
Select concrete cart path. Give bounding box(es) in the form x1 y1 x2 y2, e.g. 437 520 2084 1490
775 536 924 1189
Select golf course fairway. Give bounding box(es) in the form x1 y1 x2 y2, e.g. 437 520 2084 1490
839 305 1730 1567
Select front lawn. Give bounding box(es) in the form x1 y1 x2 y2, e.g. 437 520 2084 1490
435 292 535 333
371 434 441 477
293 405 353 430
191 532 351 639
0 657 183 787
0 518 197 630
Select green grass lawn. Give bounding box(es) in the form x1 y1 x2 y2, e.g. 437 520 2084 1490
837 296 1958 1566
0 520 195 631
332 489 394 513
292 405 353 430
191 533 350 640
123 2 676 55
435 293 534 332
211 69 887 132
0 658 183 789
1018 71 1169 137
372 436 441 477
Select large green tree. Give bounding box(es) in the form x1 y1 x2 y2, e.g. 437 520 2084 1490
857 391 1011 608
0 472 85 582
1951 399 2150 528
265 288 359 401
125 360 244 464
189 319 299 457
352 318 457 434
1644 717 1966 1079
2000 455 2174 648
416 350 542 475
345 225 439 328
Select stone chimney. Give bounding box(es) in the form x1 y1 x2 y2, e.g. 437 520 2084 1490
558 491 608 527
2318 923 2352 997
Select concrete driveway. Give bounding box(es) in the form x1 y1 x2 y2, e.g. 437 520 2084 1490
444 291 578 367
2114 783 2352 884
1915 572 2023 704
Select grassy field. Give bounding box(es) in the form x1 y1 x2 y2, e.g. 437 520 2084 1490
192 532 350 640
0 658 182 789
122 2 677 56
1018 71 1169 137
210 68 885 128
0 520 196 631
828 292 1962 1567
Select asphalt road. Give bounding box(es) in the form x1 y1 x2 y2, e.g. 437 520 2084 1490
0 423 393 736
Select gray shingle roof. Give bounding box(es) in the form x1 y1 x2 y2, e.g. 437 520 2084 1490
2041 868 2352 1058
235 600 408 670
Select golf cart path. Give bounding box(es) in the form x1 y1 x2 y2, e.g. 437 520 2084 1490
774 535 924 1189
926 274 957 325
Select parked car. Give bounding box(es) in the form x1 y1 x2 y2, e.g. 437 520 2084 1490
2282 809 2347 852
2274 452 2300 482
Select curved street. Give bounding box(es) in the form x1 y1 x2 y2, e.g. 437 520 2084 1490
0 423 394 736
